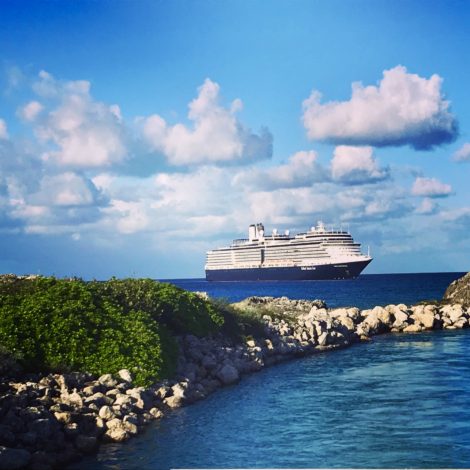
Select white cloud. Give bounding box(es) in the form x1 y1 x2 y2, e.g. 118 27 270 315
331 146 389 184
411 176 452 198
29 172 100 207
18 101 44 121
453 142 470 162
33 71 127 168
302 65 458 150
233 150 325 189
142 78 272 165
415 197 438 214
0 119 8 140
105 199 150 234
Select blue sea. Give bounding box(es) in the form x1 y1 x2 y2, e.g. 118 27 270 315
165 271 465 309
79 272 470 469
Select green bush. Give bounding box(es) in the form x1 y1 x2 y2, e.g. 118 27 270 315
209 298 266 341
0 277 183 386
89 278 224 336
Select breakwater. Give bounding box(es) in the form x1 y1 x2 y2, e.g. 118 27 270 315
1 295 470 469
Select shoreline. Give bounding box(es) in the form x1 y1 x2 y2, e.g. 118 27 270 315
1 295 470 469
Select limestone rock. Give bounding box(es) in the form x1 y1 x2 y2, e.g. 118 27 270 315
104 427 129 443
54 411 72 424
411 305 436 329
403 324 423 333
117 369 133 383
149 408 163 419
98 374 117 388
105 418 122 431
98 406 115 421
441 304 465 324
163 395 184 409
60 390 83 408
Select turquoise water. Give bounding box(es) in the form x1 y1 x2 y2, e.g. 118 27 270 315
84 329 470 469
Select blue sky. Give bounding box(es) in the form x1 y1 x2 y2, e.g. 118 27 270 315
0 0 469 278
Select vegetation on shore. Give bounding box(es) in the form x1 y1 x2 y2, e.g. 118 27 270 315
0 276 253 386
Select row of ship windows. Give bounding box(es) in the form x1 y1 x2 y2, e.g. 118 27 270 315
208 249 358 259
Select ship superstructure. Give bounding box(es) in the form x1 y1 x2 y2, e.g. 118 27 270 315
205 222 372 281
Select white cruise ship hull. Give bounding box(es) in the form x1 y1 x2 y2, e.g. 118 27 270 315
205 259 372 281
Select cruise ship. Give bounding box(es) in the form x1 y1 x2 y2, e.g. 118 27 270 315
205 222 372 281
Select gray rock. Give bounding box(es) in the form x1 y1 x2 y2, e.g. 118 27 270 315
98 374 117 388
403 324 423 333
0 426 15 447
149 408 163 419
82 384 101 396
317 331 329 346
163 395 184 409
53 411 72 424
411 305 436 329
28 418 57 439
60 390 83 408
104 427 129 443
98 406 115 421
216 364 239 385
84 392 113 408
201 355 217 370
0 446 31 470
105 418 122 431
154 385 170 400
114 394 133 406
123 421 138 436
17 432 37 447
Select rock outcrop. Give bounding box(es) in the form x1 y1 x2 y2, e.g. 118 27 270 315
443 272 470 306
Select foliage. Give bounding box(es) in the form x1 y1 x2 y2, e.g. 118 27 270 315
209 298 266 341
0 277 198 385
89 278 224 336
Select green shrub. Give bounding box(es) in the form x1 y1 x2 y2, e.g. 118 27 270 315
0 277 181 386
89 278 224 336
210 298 266 341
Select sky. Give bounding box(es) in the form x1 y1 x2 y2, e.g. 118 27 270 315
0 0 469 278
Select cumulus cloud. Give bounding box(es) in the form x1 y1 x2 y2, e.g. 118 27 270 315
33 71 127 168
18 101 43 121
302 65 458 150
331 146 389 184
415 197 438 214
29 172 103 207
233 150 326 189
0 119 8 140
453 143 470 162
142 78 272 165
104 199 150 235
411 177 452 198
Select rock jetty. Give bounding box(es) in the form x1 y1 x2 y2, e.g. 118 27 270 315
1 295 470 469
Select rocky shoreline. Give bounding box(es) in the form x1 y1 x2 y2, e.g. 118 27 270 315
1 295 470 469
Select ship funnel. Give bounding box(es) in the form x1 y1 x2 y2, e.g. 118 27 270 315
248 224 256 241
272 228 278 236
285 229 290 236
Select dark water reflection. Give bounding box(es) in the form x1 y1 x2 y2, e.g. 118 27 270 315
81 329 470 469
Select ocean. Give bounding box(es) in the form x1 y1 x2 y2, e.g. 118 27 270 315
78 272 470 469
166 271 465 309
